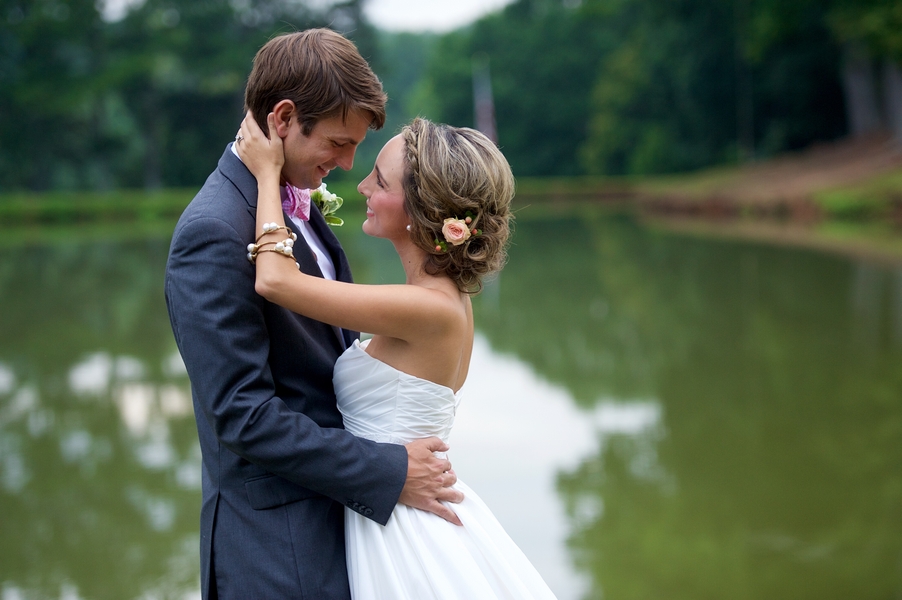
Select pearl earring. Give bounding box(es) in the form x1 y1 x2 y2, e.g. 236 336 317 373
406 224 411 232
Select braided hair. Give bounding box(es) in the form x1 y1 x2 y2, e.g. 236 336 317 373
401 118 514 293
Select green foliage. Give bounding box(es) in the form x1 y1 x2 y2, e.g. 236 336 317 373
0 0 372 191
828 0 902 62
413 0 854 178
0 0 107 189
0 188 194 224
330 31 439 186
3 0 900 192
813 169 902 219
418 0 614 177
580 0 845 176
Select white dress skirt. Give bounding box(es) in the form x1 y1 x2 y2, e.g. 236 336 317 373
334 340 558 600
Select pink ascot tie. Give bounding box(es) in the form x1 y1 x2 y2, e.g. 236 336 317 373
283 185 311 221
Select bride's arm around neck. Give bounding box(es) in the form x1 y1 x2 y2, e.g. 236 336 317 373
237 110 466 346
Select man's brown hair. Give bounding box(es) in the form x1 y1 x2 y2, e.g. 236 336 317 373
244 29 387 135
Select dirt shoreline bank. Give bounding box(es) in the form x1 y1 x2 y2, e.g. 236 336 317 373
514 134 902 263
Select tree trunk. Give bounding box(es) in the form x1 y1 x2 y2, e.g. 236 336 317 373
841 45 883 137
734 0 754 161
883 61 902 142
472 54 498 145
142 92 163 191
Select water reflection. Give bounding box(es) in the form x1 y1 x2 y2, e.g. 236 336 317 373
476 210 902 599
451 335 597 599
451 335 665 599
1 208 901 599
0 239 200 599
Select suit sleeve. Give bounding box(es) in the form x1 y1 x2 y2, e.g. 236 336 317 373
165 210 406 525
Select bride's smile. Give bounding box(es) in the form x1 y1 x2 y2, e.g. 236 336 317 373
358 135 410 241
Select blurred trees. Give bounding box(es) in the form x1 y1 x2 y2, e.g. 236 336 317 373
414 0 614 177
1 0 108 189
0 0 366 190
419 0 901 177
3 0 902 190
827 0 902 138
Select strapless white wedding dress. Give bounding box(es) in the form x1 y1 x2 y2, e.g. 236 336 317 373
334 339 558 600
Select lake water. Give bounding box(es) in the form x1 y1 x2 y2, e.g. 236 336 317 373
1 204 901 599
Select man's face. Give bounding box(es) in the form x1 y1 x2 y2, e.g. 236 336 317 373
281 108 371 190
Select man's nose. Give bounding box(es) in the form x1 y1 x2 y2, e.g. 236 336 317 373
336 145 356 171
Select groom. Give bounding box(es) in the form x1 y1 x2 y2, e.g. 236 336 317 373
165 29 461 599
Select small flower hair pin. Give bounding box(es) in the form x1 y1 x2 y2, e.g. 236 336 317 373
434 211 481 252
311 184 344 226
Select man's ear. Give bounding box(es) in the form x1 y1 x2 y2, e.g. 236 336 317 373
271 100 296 139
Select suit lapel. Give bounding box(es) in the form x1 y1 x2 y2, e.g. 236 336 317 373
307 204 360 348
219 144 258 207
217 144 349 349
283 216 325 279
307 204 353 284
219 143 349 284
287 215 348 350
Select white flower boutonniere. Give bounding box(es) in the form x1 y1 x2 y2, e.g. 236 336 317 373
311 184 344 226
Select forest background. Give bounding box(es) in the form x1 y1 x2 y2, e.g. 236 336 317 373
1 0 901 202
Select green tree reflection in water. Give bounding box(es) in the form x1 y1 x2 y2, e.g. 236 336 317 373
476 209 902 599
0 237 200 599
2 211 901 599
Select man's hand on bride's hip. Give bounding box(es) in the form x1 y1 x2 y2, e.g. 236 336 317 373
399 437 464 526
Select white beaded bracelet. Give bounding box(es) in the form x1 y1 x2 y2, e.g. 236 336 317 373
247 236 299 269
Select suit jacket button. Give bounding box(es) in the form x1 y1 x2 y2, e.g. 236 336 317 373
363 508 374 517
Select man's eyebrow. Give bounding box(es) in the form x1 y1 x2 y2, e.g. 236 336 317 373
328 134 362 146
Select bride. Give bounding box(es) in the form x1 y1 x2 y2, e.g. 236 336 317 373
237 112 557 600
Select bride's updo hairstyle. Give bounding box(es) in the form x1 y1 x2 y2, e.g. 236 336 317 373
401 118 514 293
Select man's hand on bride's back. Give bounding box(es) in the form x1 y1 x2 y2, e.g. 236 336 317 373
400 437 464 526
236 110 285 183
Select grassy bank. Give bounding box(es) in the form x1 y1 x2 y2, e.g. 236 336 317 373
632 134 902 224
3 139 901 260
0 189 197 225
813 169 902 221
0 182 366 226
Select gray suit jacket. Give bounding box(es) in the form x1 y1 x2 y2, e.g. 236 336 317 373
165 145 407 599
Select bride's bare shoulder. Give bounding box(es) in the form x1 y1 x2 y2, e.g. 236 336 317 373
413 277 470 326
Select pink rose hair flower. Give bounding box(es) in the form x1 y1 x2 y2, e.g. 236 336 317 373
441 218 471 246
433 211 482 253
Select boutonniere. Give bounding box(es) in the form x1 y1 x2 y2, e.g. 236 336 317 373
311 184 344 226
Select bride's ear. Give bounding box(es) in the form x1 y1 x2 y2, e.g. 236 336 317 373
271 100 295 139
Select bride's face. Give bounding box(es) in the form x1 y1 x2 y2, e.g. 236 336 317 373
358 135 409 240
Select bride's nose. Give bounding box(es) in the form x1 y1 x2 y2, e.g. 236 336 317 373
357 173 371 196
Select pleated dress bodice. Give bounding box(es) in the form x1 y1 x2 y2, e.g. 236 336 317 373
333 339 461 446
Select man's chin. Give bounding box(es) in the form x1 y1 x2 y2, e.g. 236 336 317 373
307 172 328 189
288 177 321 191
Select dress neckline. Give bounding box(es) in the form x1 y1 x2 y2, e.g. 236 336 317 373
352 339 459 396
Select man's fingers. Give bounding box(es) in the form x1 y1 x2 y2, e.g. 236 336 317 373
423 436 450 454
427 501 462 526
266 113 278 139
442 469 458 488
436 486 464 505
437 457 452 474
